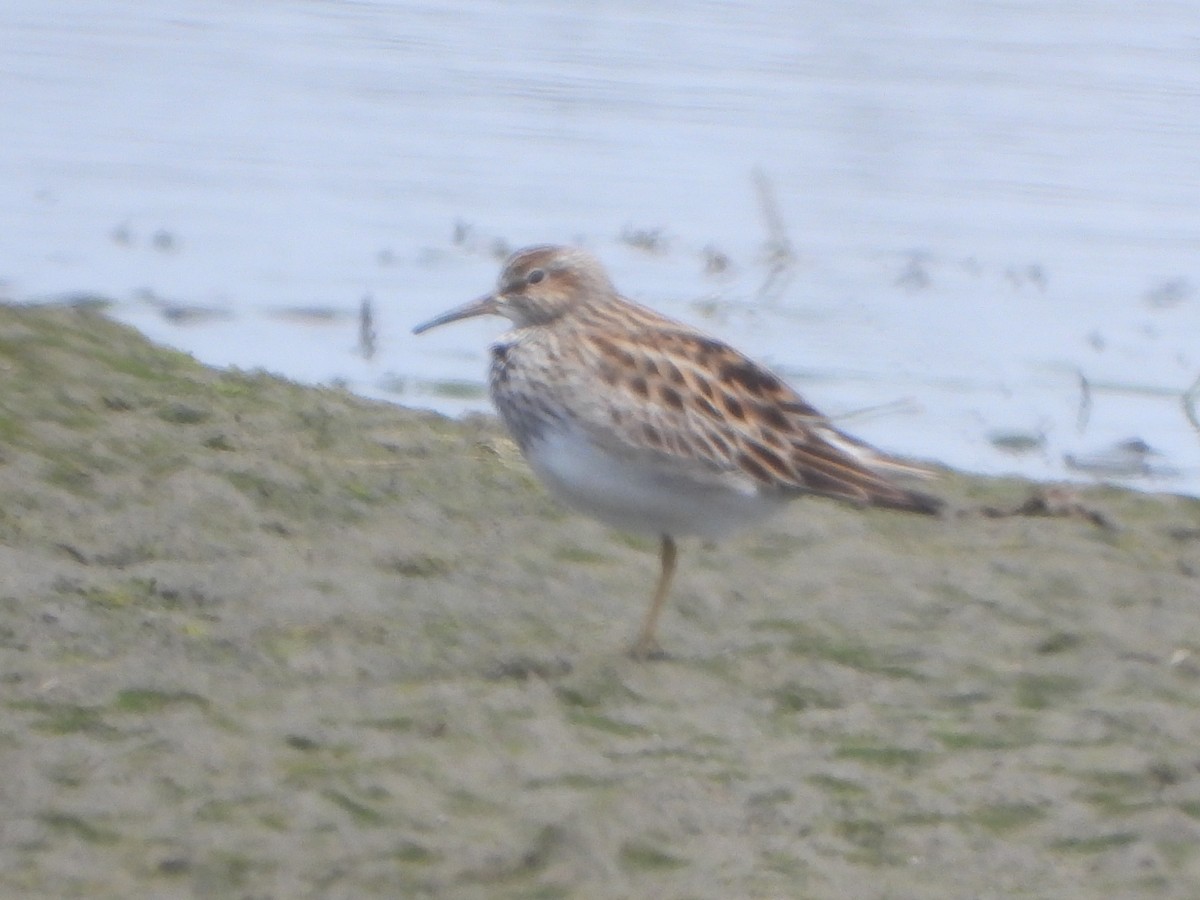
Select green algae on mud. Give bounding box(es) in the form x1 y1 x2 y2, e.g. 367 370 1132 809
1 303 1199 898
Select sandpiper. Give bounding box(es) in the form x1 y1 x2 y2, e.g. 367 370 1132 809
413 245 941 658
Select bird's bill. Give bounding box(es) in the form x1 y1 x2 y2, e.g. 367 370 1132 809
411 293 499 334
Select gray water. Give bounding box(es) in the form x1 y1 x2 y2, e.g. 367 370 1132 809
3 1 1198 494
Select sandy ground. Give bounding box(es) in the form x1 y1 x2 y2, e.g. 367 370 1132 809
1 302 1198 899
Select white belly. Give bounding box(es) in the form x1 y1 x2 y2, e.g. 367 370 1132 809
523 427 785 541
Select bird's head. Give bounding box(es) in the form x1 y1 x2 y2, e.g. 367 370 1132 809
412 245 616 334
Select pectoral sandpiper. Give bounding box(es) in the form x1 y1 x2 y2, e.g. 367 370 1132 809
413 245 941 659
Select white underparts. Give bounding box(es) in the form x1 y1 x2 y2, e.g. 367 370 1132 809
524 426 785 540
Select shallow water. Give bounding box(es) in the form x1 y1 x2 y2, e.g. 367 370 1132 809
2 0 1197 494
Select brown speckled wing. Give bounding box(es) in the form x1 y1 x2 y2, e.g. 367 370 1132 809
571 320 941 514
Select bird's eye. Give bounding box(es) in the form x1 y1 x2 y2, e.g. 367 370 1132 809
527 269 545 285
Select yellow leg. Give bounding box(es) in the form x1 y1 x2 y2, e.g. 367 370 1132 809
631 535 677 660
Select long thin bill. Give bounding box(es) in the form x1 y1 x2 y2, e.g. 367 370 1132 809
411 293 498 334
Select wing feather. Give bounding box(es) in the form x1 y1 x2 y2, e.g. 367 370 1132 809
568 322 941 514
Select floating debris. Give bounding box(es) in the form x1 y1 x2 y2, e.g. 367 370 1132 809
701 245 732 276
895 252 932 291
151 229 179 253
619 226 669 255
267 305 349 324
1004 263 1048 291
1144 277 1191 309
987 428 1047 456
160 305 231 325
135 289 230 324
1064 438 1179 480
110 222 133 247
448 220 508 260
136 289 231 325
375 373 407 395
978 487 1115 530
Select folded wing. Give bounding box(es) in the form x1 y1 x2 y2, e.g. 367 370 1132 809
571 325 942 515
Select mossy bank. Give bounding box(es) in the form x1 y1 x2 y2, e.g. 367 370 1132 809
1 303 1199 898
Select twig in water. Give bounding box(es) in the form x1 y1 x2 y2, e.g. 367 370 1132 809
358 295 377 360
832 398 923 425
1075 369 1092 434
752 168 797 302
1183 372 1200 438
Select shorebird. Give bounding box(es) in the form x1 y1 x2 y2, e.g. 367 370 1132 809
413 246 941 658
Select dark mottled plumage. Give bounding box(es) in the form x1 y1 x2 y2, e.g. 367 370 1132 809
414 245 941 657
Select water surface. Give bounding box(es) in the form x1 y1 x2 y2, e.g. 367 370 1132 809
2 0 1197 493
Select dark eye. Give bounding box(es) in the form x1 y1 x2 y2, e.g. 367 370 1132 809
527 269 545 285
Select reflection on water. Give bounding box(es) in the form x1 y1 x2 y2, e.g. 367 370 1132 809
1 1 1197 494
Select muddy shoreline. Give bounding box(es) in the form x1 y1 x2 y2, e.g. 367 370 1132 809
1 303 1198 898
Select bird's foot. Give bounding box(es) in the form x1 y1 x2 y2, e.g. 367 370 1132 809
627 636 670 662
